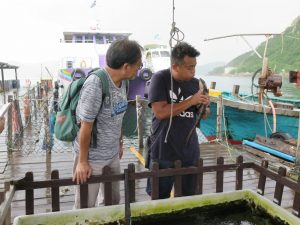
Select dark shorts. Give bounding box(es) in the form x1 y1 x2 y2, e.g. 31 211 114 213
146 159 197 199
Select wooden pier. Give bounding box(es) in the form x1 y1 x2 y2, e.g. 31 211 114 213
0 140 298 223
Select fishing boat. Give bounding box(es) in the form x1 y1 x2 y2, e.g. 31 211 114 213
201 34 300 145
201 89 300 142
57 28 152 101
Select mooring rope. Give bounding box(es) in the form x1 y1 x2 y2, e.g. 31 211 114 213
164 0 185 143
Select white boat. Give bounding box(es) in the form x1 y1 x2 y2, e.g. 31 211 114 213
57 28 155 100
143 43 170 73
57 28 131 91
143 43 170 98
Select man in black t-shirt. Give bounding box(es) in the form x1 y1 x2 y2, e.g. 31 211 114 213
146 42 210 199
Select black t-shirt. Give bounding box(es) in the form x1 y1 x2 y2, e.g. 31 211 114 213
148 69 200 163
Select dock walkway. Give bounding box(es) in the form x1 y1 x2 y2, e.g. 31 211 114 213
1 141 297 222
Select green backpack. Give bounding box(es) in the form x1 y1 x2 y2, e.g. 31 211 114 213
54 69 109 142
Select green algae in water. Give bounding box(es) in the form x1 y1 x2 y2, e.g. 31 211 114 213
130 200 289 225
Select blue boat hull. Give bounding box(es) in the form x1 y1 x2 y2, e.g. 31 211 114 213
201 98 299 141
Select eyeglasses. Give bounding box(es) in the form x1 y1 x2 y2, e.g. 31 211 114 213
138 62 143 70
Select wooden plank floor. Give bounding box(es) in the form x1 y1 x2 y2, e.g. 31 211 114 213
1 141 297 223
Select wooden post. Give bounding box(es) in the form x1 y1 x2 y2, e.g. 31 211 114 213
235 156 243 190
3 181 11 225
51 170 60 212
124 168 132 225
195 158 203 195
7 95 13 152
14 68 18 91
25 172 34 215
216 95 223 140
37 82 41 107
128 163 136 203
292 176 300 217
53 81 59 113
151 162 159 200
136 95 144 149
210 81 216 89
0 187 5 224
174 160 182 197
273 167 286 206
13 91 23 134
79 184 88 209
257 160 268 195
43 96 52 152
1 67 6 104
32 88 38 120
103 166 112 206
216 157 224 193
232 85 240 96
23 92 30 125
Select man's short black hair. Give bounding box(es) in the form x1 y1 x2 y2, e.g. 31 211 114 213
171 42 200 65
106 39 142 69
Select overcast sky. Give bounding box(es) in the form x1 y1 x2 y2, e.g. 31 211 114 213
0 0 299 66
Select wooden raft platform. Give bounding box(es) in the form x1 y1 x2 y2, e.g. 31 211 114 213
1 141 298 222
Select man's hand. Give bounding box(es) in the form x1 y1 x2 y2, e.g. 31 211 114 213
191 90 210 106
72 161 92 184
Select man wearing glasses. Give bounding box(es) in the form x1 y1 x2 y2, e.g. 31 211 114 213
72 39 143 208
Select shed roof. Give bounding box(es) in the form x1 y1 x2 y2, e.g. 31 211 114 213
0 62 19 69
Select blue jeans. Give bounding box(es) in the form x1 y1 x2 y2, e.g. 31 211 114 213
146 159 197 199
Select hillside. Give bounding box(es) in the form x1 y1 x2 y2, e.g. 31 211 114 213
210 16 300 75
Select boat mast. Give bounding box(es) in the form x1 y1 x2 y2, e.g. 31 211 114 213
258 35 270 104
204 33 281 104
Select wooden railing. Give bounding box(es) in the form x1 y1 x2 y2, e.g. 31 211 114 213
1 156 300 224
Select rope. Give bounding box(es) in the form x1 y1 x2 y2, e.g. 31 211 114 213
168 0 185 48
164 0 185 143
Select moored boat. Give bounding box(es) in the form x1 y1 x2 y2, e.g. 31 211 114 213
201 33 300 145
57 28 152 100
143 43 170 98
201 89 300 142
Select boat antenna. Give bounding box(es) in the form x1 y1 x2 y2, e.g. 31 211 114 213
164 0 185 143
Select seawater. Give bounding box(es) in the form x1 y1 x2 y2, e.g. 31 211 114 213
201 74 300 99
130 200 288 225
